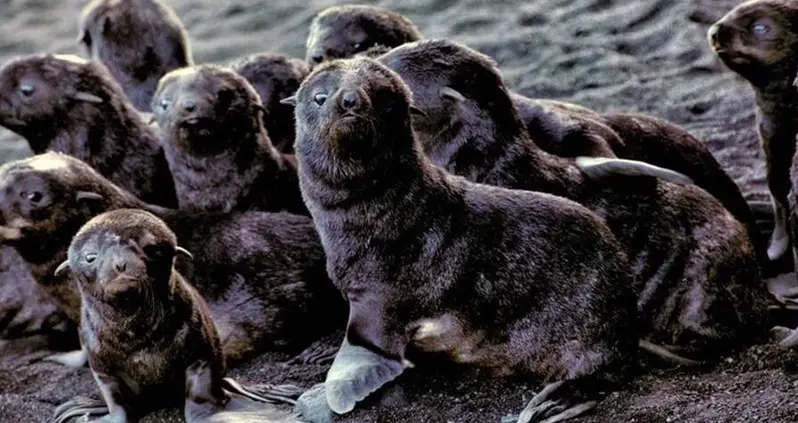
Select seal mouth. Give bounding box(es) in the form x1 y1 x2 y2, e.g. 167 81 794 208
102 274 143 296
178 116 216 128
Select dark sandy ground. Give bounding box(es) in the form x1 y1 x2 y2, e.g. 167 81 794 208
1 0 797 422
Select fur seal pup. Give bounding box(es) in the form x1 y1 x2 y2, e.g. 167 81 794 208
0 53 177 208
288 56 639 423
151 64 307 215
305 5 422 66
78 0 193 112
0 152 345 365
511 94 767 268
50 209 294 423
709 0 798 262
301 6 768 268
228 53 310 154
378 39 768 361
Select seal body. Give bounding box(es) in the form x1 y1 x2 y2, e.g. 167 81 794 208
78 0 193 111
65 209 226 421
305 5 422 65
228 53 310 154
380 39 768 359
709 0 798 262
292 56 638 421
152 64 307 216
0 152 344 363
0 53 177 208
513 95 768 270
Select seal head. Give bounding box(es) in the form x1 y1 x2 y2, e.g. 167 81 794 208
152 65 266 157
306 5 422 65
708 0 798 86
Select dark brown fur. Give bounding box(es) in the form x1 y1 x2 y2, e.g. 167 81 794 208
63 209 226 421
515 96 769 271
0 152 344 363
0 53 177 208
709 0 798 263
380 39 768 359
78 0 193 111
152 65 307 215
228 53 310 154
306 5 422 65
293 56 638 419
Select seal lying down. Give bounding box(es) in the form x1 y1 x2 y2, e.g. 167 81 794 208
48 210 301 423
283 56 639 423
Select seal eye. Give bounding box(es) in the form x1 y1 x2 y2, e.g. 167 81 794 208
752 23 769 36
19 83 35 98
159 99 171 111
352 42 362 50
24 191 43 203
313 93 328 106
84 253 97 264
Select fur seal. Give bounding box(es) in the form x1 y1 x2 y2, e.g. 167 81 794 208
709 0 798 262
0 152 345 365
151 64 307 215
287 56 639 423
49 209 296 422
78 0 193 112
0 53 177 208
378 39 768 361
300 5 768 268
305 5 422 65
228 53 310 154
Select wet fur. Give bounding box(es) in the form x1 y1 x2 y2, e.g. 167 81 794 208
152 64 307 216
228 53 310 154
380 39 768 358
0 152 344 363
0 53 177 208
295 57 638 388
78 0 193 111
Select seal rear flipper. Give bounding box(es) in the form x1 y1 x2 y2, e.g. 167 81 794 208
574 156 694 186
515 380 598 423
221 377 304 405
324 337 405 415
50 396 107 423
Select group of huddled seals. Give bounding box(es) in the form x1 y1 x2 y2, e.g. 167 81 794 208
0 0 794 422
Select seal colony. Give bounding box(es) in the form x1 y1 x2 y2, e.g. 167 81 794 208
0 1 794 423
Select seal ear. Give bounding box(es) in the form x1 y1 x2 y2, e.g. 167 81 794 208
439 87 466 103
280 95 297 106
76 191 104 202
71 91 104 104
409 105 427 118
54 260 70 277
175 246 193 261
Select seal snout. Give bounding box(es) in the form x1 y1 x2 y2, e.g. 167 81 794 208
339 90 362 112
708 23 731 48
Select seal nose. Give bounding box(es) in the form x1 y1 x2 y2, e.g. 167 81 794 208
708 24 728 45
114 259 126 273
340 90 360 111
311 53 324 64
182 98 197 112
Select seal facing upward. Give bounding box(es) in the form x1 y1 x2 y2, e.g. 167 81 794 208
709 0 798 262
288 56 638 423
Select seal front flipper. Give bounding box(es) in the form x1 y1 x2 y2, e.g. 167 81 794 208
50 396 107 423
574 156 694 186
515 380 598 423
44 344 89 368
324 337 406 415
